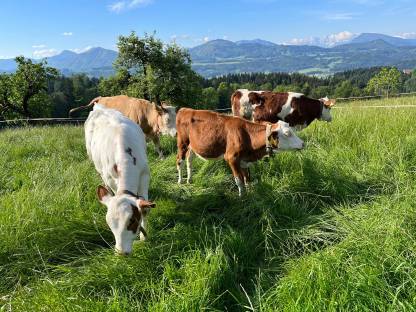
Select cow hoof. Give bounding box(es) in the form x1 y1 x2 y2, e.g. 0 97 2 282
140 233 147 241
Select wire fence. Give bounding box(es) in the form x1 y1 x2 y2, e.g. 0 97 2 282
1 91 416 128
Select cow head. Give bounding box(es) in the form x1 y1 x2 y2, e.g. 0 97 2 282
156 102 177 137
319 97 336 122
248 92 265 110
268 121 304 152
97 185 155 256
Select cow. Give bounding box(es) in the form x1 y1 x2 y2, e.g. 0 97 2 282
231 89 335 131
70 95 177 158
85 104 156 256
176 108 304 196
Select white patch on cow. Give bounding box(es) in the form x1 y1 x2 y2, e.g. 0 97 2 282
234 176 245 197
274 121 304 152
159 105 177 137
237 89 262 119
177 160 184 184
85 105 152 255
192 148 224 161
277 92 303 119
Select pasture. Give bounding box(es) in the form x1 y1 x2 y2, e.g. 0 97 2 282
1 96 416 311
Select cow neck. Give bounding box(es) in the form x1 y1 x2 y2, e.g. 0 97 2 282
248 123 271 157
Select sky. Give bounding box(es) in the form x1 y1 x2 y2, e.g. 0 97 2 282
0 0 415 59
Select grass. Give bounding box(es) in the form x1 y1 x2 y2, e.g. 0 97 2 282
1 96 416 311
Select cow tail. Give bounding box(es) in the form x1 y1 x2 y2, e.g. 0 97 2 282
68 96 102 117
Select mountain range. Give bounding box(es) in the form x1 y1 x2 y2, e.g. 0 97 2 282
1 33 415 78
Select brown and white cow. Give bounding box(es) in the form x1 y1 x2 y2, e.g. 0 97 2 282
231 89 335 130
70 95 177 158
176 108 304 196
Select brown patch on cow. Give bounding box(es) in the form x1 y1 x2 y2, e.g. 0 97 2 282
127 204 141 233
97 185 109 202
252 92 325 127
125 147 137 165
248 92 266 106
252 92 288 123
231 91 242 117
113 164 119 175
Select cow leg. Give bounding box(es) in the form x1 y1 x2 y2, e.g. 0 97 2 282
225 154 245 197
176 143 188 184
137 167 151 241
186 149 194 184
240 161 250 186
152 136 164 159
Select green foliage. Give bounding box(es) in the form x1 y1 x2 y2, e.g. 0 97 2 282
0 57 58 118
200 87 219 109
48 74 99 118
1 96 416 310
366 67 402 97
114 32 203 107
405 77 416 93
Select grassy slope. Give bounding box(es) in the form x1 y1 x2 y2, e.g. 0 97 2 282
1 97 416 311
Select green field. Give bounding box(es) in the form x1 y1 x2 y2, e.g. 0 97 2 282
1 97 416 311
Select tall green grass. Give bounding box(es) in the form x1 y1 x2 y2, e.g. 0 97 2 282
1 96 416 311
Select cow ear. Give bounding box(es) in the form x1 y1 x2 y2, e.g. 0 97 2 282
97 185 112 204
137 198 156 210
322 97 336 108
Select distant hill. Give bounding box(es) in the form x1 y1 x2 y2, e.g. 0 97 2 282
350 33 416 47
189 38 416 77
1 33 416 78
0 47 117 77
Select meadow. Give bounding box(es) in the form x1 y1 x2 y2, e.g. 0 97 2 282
1 96 416 311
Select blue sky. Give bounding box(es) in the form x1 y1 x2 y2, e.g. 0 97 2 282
0 0 415 59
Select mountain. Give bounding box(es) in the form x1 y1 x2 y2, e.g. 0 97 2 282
235 39 277 47
1 34 416 78
0 47 117 77
350 33 416 47
189 38 416 77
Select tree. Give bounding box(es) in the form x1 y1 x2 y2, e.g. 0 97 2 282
0 56 58 119
200 87 219 109
115 32 202 106
366 67 402 97
334 81 354 98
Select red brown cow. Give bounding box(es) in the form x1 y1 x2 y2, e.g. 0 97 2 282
231 89 335 130
69 95 176 158
176 108 304 196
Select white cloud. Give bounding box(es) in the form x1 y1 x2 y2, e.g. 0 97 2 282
32 44 46 49
108 0 153 13
69 46 93 54
62 32 73 36
396 32 416 39
170 34 190 41
203 37 210 42
323 12 357 20
33 49 59 58
285 31 357 47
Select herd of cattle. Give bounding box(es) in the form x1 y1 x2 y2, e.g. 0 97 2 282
73 90 335 255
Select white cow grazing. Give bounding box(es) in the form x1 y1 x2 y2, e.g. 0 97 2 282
85 105 155 256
